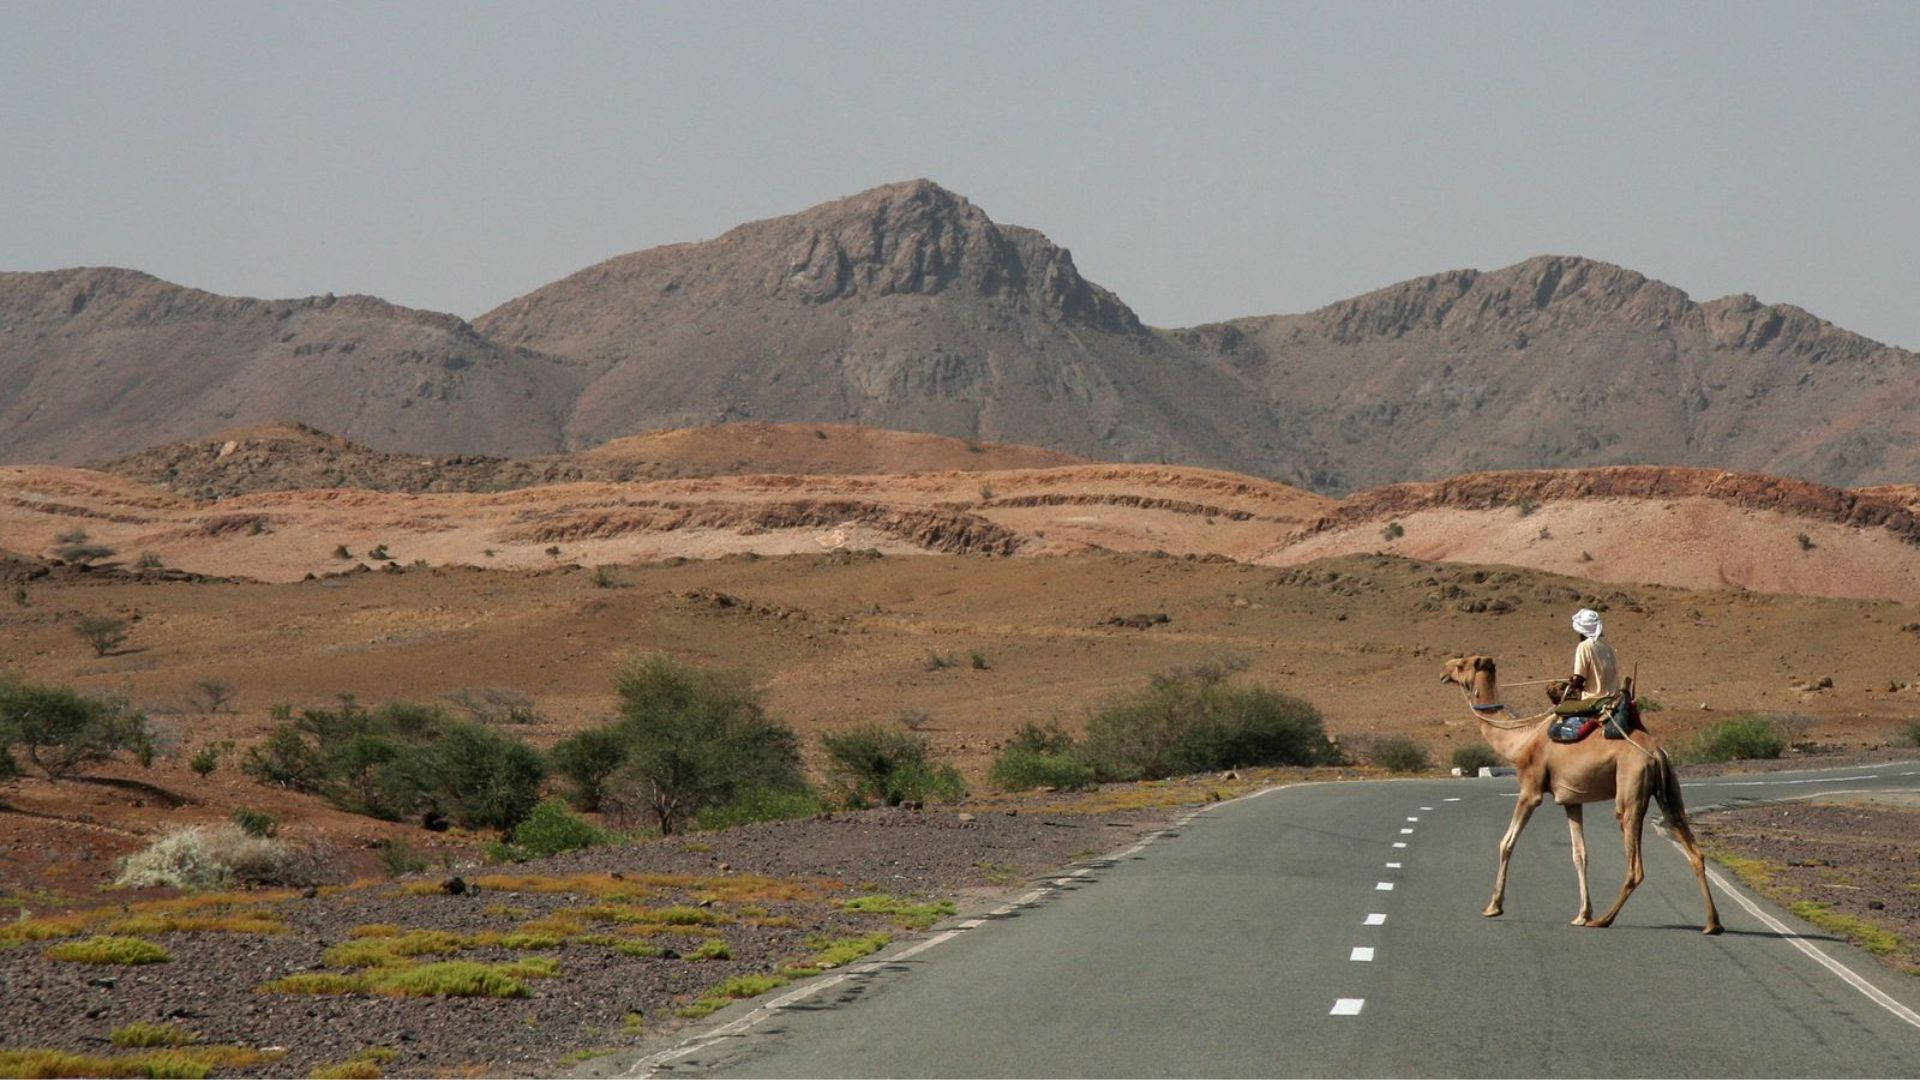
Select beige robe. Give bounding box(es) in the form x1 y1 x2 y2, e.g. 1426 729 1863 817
1574 636 1619 698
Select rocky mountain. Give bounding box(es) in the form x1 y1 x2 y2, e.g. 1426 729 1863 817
0 268 584 464
4 184 1916 492
474 180 1320 484
1176 256 1920 490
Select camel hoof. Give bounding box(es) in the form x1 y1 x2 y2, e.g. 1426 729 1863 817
1703 923 1724 936
1586 917 1613 929
1570 916 1589 926
1482 906 1502 918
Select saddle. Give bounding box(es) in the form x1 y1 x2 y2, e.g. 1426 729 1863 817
1547 691 1635 743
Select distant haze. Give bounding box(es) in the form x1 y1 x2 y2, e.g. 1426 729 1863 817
4 2 1917 349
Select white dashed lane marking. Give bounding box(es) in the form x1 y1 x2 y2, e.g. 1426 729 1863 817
1385 862 1401 869
1406 816 1419 822
1399 828 1414 834
1350 947 1375 962
1375 881 1394 891
1392 841 1406 848
1444 797 1461 802
1331 998 1365 1016
1364 913 1386 926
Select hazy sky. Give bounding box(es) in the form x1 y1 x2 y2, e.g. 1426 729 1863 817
6 2 1917 348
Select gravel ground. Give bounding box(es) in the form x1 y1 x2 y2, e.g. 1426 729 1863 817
0 803 1172 1077
1693 797 1920 977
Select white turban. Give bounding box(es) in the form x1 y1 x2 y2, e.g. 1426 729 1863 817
1572 608 1603 639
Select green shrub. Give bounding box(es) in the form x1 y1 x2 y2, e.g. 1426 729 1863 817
1901 720 1920 749
686 939 731 961
989 748 1096 792
1686 715 1787 763
501 798 607 859
1080 663 1341 781
988 726 1097 792
416 721 546 831
821 726 967 807
1449 744 1502 774
694 786 827 831
240 700 544 832
597 654 809 835
1371 736 1431 773
0 677 151 780
189 745 221 777
378 839 429 878
229 808 278 838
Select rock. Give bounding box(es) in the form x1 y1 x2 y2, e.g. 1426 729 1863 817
441 876 468 896
1868 900 1885 910
217 440 238 458
956 813 976 823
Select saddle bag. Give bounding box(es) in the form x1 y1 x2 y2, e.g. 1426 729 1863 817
1548 691 1634 742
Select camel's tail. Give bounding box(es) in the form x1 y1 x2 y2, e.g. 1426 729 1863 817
1649 745 1697 840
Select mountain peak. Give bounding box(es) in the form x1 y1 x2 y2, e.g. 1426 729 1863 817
757 180 1139 330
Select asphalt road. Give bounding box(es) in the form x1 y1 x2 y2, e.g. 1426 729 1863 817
633 760 1920 1078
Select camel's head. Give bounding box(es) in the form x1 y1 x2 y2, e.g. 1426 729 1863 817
1440 654 1495 688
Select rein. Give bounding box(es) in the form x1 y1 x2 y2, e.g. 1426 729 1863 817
1456 685 1551 729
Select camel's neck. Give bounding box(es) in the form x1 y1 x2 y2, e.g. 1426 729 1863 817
1469 670 1537 761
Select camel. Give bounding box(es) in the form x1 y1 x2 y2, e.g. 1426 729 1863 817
1440 654 1722 934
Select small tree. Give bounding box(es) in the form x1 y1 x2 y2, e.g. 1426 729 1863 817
192 679 236 714
550 726 627 811
0 677 151 780
53 526 117 565
75 615 130 657
599 654 807 835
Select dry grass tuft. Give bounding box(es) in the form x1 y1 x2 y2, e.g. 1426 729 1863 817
0 1045 282 1078
837 895 956 930
45 936 171 965
677 973 791 1019
108 1022 198 1048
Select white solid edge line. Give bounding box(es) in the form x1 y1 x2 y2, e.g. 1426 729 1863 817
1670 837 1920 1033
629 928 965 1074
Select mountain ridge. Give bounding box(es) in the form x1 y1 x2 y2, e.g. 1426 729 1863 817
5 182 1915 490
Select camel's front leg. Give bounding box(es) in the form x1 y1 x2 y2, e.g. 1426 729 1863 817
1484 791 1543 917
1564 802 1592 925
1588 797 1649 928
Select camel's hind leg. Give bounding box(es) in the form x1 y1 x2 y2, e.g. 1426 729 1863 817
1650 749 1724 934
1587 793 1649 928
1564 803 1592 925
1485 790 1543 917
